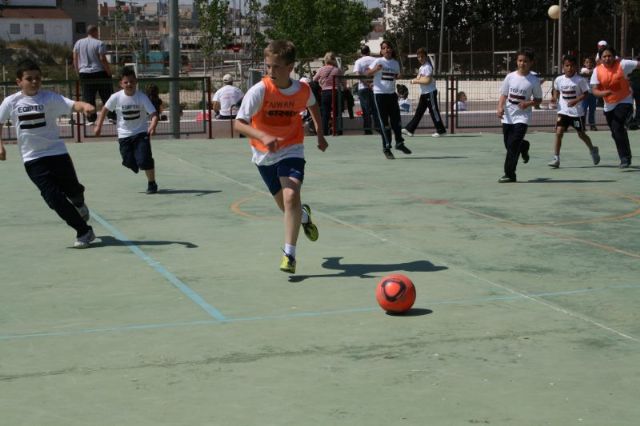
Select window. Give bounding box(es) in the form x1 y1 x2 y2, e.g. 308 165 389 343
34 23 45 35
76 22 86 34
10 23 20 35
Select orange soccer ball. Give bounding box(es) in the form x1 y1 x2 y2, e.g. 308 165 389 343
376 274 416 314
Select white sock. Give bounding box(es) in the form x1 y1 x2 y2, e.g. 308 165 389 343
284 244 296 257
301 208 309 224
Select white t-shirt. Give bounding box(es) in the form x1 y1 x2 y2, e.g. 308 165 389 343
0 90 74 163
236 79 316 166
369 57 400 94
590 59 638 111
417 61 437 94
500 71 543 124
353 55 376 90
553 73 590 117
212 84 244 116
105 90 157 138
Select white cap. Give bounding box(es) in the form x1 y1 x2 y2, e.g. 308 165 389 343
597 40 607 47
222 74 233 83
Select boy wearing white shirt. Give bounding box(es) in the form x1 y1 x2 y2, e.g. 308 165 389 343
548 55 599 168
496 48 542 183
95 67 159 193
0 59 97 248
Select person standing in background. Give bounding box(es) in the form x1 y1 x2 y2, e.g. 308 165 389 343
73 25 116 125
352 46 377 134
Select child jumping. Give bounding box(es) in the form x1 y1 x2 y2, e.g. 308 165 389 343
496 47 542 183
0 59 96 248
548 55 600 168
234 40 328 274
95 67 159 194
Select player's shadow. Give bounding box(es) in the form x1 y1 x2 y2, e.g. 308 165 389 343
288 256 447 283
93 235 198 249
525 178 616 183
398 156 468 160
155 189 222 196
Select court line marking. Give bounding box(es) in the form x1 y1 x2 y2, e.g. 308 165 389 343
1 283 639 341
164 152 640 343
91 211 227 322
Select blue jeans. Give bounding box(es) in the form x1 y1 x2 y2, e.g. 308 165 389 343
581 93 597 125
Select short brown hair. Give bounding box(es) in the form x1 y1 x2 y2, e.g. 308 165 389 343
264 40 296 65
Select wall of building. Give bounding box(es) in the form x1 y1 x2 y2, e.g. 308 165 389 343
0 18 73 45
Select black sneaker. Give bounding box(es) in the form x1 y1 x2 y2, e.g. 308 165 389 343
521 140 530 164
146 181 158 194
590 125 598 131
395 143 412 154
383 149 395 160
498 175 516 183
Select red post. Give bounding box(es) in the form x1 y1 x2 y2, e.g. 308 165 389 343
331 75 337 136
75 80 82 143
206 77 213 139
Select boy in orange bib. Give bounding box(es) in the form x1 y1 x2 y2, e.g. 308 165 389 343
234 40 328 274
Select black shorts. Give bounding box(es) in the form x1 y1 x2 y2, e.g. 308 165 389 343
556 114 585 132
118 132 154 173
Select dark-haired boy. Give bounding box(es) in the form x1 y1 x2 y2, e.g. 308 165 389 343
0 59 97 248
95 67 159 193
548 55 600 168
496 48 542 183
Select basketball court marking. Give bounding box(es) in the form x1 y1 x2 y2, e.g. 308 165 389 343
2 283 638 342
160 149 640 343
91 211 227 322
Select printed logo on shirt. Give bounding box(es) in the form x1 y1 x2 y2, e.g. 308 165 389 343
122 104 141 121
508 93 526 105
17 104 46 129
562 89 577 100
381 71 396 81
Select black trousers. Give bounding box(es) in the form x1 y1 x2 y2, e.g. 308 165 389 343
405 90 447 134
502 123 529 179
604 103 633 163
373 92 404 150
24 154 91 237
79 71 116 122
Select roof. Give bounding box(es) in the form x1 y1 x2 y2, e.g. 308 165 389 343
0 8 72 20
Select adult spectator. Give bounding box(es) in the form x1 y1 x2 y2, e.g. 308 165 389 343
314 52 344 135
73 25 116 124
212 74 244 119
352 46 377 134
590 45 640 168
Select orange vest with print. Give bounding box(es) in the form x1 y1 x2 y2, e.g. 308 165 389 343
595 61 631 104
250 77 310 153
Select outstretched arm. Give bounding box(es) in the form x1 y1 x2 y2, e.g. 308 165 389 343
234 119 283 152
94 106 109 136
148 112 159 136
0 138 6 161
307 103 328 151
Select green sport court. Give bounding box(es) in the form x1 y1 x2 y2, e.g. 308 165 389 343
1 131 639 425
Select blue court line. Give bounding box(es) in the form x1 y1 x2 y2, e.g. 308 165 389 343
90 211 227 321
2 283 639 341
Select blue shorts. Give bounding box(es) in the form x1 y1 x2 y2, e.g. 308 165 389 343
118 132 154 173
257 157 306 195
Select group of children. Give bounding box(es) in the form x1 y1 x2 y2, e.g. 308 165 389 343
1 40 637 275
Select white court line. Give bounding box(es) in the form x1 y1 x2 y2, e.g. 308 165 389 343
163 149 639 343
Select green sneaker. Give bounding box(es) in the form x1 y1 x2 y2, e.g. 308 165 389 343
301 204 319 241
280 253 296 274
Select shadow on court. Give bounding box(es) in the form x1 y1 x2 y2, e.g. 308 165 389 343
398 156 468 160
525 178 617 183
93 235 198 248
386 308 433 317
155 189 222 196
288 256 447 283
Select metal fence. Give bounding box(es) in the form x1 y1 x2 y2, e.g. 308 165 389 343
328 74 612 135
1 77 214 142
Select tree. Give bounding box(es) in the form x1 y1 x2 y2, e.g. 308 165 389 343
263 0 371 71
194 0 232 73
244 0 267 67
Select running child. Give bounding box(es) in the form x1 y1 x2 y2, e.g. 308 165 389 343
95 67 159 194
548 55 600 168
233 40 328 274
496 47 542 183
367 40 412 159
0 59 96 248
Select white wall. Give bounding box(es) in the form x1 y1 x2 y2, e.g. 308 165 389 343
0 19 73 46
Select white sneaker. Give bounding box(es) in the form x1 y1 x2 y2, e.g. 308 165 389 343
548 158 560 168
76 203 90 222
86 121 95 126
401 128 413 137
431 132 441 138
74 229 95 249
108 119 117 125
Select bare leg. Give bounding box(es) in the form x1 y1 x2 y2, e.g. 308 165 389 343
577 131 594 150
279 176 302 246
144 168 156 182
